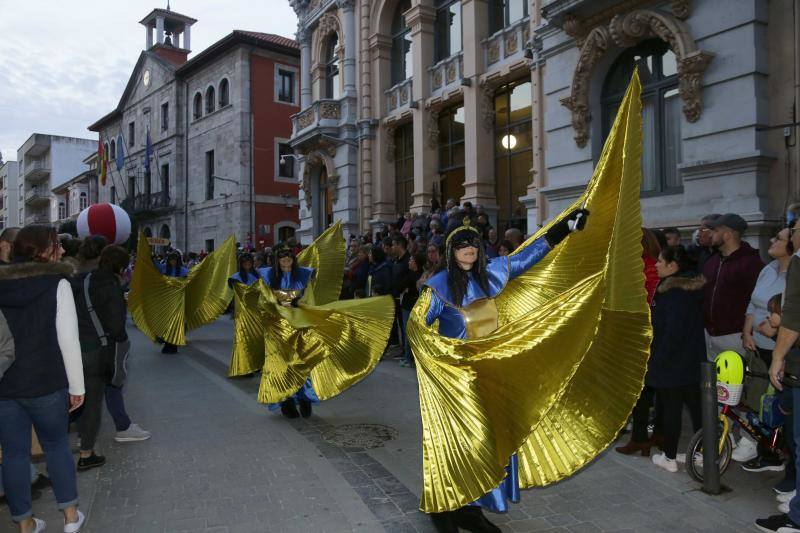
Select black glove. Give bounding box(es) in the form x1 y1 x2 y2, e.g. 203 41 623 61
545 208 590 247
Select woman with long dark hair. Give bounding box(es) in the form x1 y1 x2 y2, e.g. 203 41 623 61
257 243 317 418
418 210 588 532
648 246 705 473
0 225 86 533
228 253 261 288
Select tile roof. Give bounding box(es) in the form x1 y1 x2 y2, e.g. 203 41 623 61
234 31 299 50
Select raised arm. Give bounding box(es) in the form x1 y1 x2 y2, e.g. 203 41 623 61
508 208 590 280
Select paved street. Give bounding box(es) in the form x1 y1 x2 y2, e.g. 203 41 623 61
0 317 786 532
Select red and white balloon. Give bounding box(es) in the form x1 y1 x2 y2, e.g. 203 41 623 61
77 203 131 245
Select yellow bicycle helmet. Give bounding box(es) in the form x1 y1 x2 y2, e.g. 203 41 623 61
716 350 745 385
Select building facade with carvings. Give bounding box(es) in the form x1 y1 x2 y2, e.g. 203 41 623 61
289 0 797 246
89 7 301 253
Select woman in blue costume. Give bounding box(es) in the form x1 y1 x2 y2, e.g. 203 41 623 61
227 253 260 288
425 210 588 533
158 251 188 354
257 243 319 419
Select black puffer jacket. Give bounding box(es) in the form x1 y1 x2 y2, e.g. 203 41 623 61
646 273 707 388
71 269 128 351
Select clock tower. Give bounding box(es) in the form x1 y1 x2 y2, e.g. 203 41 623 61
139 5 196 66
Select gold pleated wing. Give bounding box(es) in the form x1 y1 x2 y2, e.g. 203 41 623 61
256 222 394 404
128 233 236 345
227 282 266 377
407 71 652 513
297 220 346 306
184 236 237 330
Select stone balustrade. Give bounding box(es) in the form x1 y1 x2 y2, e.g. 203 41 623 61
385 78 413 114
483 17 530 69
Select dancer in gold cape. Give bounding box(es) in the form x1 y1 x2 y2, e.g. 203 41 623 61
128 233 237 353
229 222 395 419
407 72 652 532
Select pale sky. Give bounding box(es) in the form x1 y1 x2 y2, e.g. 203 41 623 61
0 0 298 161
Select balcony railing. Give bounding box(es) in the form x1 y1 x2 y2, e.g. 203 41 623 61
24 160 50 181
25 213 50 225
24 187 50 205
386 78 413 114
484 17 530 69
291 99 344 137
120 192 175 214
429 52 464 100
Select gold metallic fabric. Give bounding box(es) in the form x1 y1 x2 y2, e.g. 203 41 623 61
128 233 237 345
274 290 303 307
461 298 499 339
407 72 652 513
227 282 266 377
248 222 395 403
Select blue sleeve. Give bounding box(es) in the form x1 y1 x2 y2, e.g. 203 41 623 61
425 290 445 327
508 237 551 280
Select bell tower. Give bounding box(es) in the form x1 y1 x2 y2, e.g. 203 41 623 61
139 4 197 65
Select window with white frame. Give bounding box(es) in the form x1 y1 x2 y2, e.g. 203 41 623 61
79 192 88 210
278 143 295 179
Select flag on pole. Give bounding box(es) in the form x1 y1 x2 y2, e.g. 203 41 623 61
98 138 108 186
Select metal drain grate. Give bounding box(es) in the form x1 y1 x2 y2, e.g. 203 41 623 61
322 423 398 449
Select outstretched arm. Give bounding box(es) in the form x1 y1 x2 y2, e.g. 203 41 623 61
508 209 590 280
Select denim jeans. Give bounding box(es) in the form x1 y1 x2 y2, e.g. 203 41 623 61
0 389 79 522
105 384 131 432
0 464 38 497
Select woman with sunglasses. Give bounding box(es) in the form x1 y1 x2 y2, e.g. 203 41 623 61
418 210 589 533
257 243 317 419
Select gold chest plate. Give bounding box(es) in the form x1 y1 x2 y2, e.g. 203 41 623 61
459 297 499 339
273 289 302 307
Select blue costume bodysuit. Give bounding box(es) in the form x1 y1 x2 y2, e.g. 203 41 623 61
423 237 551 512
257 266 319 409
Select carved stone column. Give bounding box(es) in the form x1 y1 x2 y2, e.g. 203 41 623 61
370 34 397 224
297 28 313 108
338 0 357 98
461 0 498 219
407 2 438 214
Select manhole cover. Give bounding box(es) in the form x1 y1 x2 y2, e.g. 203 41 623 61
322 424 398 449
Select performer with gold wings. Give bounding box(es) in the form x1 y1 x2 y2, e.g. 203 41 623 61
228 222 396 420
128 234 237 354
407 72 652 532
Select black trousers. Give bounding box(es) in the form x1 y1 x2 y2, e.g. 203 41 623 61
631 386 664 443
657 383 702 459
76 349 106 452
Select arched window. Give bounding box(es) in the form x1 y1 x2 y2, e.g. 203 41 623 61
143 227 153 238
602 39 682 194
219 78 230 107
391 0 413 86
324 35 341 99
205 85 216 114
434 0 462 62
79 191 88 211
193 92 203 119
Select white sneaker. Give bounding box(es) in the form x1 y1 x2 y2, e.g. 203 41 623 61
652 452 678 473
115 423 151 443
778 491 797 503
731 435 758 462
779 501 790 514
32 518 46 533
64 510 85 533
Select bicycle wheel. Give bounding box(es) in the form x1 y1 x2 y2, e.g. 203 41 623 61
685 425 734 483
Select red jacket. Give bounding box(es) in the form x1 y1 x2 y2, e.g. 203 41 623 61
702 242 764 336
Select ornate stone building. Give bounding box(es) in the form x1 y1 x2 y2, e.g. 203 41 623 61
89 7 301 252
290 0 798 246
